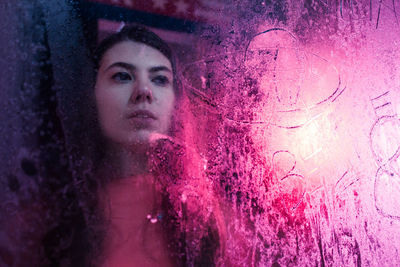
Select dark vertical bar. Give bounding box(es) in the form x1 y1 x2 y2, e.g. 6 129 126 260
78 0 99 54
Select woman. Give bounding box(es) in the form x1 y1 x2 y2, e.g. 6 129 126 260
74 25 225 266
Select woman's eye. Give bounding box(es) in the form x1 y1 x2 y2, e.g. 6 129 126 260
152 75 170 86
111 72 132 82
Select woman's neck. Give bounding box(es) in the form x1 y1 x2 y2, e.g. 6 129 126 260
98 173 171 267
97 144 172 266
100 142 151 180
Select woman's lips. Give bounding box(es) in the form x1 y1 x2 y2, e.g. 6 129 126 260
127 110 156 120
126 110 157 127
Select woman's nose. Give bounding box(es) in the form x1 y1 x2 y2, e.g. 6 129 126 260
130 79 153 104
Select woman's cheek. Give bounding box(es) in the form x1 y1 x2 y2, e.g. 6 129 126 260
96 88 122 139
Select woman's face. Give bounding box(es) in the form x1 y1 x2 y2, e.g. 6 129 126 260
95 41 175 147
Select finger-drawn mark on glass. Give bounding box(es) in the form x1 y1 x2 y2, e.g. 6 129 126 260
270 105 341 208
376 0 383 28
183 28 346 129
273 56 344 112
335 171 349 190
310 185 324 196
271 150 306 211
373 0 400 28
370 90 393 118
371 90 389 100
370 100 400 219
271 79 345 114
370 115 400 166
330 85 347 103
245 28 346 129
272 150 296 179
279 173 305 212
243 27 294 62
246 28 304 110
335 170 361 196
374 166 400 219
182 27 352 217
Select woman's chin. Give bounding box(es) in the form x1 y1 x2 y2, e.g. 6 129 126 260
125 131 171 147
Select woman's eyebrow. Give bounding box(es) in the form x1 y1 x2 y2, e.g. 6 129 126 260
105 63 171 73
149 66 172 73
105 62 135 71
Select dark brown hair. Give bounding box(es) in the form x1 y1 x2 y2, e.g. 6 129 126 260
94 25 173 69
93 24 181 96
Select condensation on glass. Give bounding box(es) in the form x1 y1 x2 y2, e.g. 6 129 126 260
1 0 400 266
